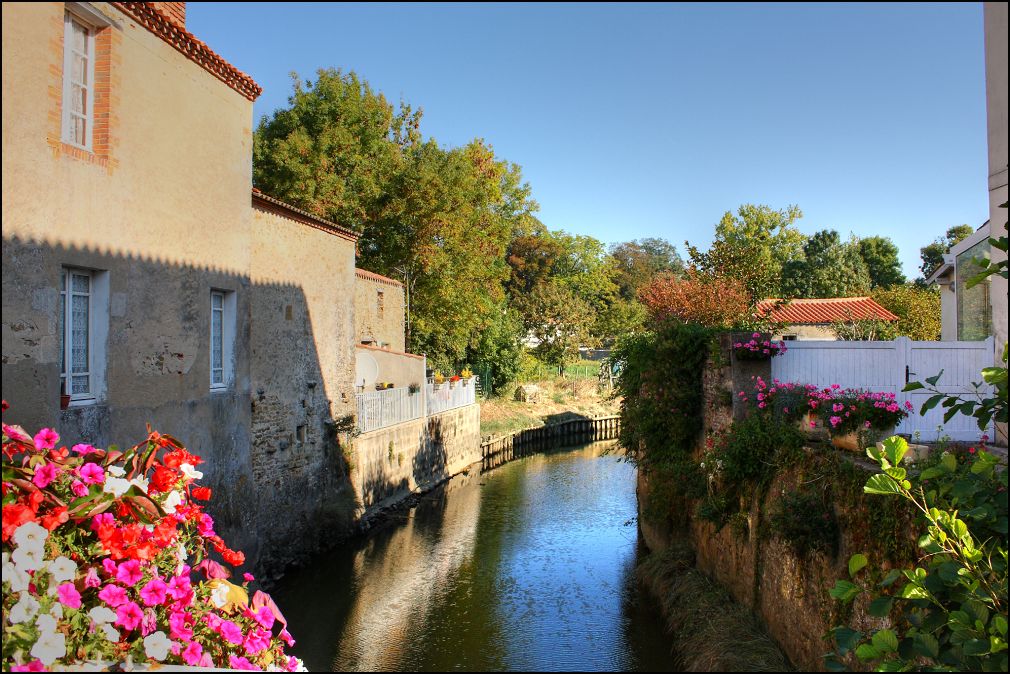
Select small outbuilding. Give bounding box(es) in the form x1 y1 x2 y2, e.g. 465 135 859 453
756 297 899 341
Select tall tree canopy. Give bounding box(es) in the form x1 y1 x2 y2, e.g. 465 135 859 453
919 224 975 278
686 204 805 302
857 236 906 288
253 69 538 370
780 230 872 298
609 238 684 301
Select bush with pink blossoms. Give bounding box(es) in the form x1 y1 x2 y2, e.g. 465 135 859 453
1 400 305 672
733 333 787 360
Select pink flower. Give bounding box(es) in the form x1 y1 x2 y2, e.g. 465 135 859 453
219 620 244 645
115 601 143 631
752 332 761 339
250 606 275 630
33 427 59 450
182 641 204 667
84 567 101 588
864 421 872 429
167 575 192 602
243 627 272 656
116 559 143 586
78 462 105 485
286 656 301 672
101 556 118 576
99 584 128 607
830 416 842 428
10 661 46 672
141 607 158 636
279 628 295 647
169 611 194 641
229 655 261 671
140 577 168 606
243 572 255 583
71 480 89 497
197 513 215 537
58 582 82 609
32 462 60 488
71 443 98 455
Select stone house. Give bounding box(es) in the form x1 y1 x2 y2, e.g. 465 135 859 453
756 297 899 341
1 1 446 576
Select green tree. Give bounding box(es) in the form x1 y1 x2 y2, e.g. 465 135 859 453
465 303 525 394
780 230 872 298
686 204 806 301
525 281 594 368
857 236 906 288
252 68 420 232
919 224 974 278
609 238 684 301
871 284 941 340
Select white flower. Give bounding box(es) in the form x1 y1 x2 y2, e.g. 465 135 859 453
210 583 230 609
130 476 150 494
180 463 203 481
100 623 120 643
103 476 132 498
30 628 66 666
89 606 117 624
36 613 59 634
162 490 184 515
107 465 126 477
2 559 30 592
12 521 48 555
49 603 64 619
8 594 40 624
143 631 172 661
12 545 45 572
48 555 77 583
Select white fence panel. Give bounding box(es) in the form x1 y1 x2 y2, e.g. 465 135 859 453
355 387 423 434
426 378 477 416
771 337 994 441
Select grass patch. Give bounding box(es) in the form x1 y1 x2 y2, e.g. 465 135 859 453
637 544 791 672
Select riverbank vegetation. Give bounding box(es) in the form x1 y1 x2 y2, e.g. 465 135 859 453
636 544 791 672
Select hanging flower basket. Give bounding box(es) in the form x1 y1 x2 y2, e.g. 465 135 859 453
733 334 787 360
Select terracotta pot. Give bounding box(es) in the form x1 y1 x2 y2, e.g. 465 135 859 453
831 426 895 452
60 394 71 410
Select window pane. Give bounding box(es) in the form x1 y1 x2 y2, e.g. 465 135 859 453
72 273 90 294
212 369 223 385
59 289 66 378
72 53 87 85
71 19 87 53
211 293 223 309
211 309 223 373
72 375 89 395
72 294 89 374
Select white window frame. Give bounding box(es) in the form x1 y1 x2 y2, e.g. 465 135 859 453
210 290 236 391
61 9 96 151
60 267 95 404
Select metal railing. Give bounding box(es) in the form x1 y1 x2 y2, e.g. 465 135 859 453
355 386 423 434
426 377 477 416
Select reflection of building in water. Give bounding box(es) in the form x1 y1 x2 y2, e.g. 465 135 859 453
335 471 484 671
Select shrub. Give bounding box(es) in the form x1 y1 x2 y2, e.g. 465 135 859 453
1 403 305 671
813 388 911 437
638 270 752 329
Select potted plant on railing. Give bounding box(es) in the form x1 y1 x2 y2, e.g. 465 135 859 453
733 333 787 360
448 375 461 389
816 388 912 451
433 371 446 388
460 368 473 385
408 382 421 395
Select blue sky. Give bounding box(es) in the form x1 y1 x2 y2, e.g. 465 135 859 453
189 2 989 279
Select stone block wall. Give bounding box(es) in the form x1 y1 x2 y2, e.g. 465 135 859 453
351 403 481 515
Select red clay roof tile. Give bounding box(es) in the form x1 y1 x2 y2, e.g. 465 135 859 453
757 297 898 324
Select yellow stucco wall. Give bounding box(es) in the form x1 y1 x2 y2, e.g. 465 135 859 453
2 2 253 272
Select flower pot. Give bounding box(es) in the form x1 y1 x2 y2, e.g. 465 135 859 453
60 393 71 410
831 426 895 452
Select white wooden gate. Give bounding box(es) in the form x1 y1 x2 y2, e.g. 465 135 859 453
771 337 995 442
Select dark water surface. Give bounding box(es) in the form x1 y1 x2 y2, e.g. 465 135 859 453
272 443 676 672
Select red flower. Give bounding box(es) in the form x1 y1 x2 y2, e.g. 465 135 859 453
190 486 212 501
41 505 69 531
150 465 178 493
2 503 37 541
163 449 202 470
222 548 245 567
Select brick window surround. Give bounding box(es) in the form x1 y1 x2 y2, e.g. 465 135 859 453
47 4 120 173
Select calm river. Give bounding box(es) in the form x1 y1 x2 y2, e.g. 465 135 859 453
272 442 676 672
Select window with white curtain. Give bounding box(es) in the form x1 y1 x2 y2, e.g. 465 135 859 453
60 268 93 400
62 11 95 149
210 290 235 390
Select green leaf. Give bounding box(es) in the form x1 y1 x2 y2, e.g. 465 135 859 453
912 633 940 659
963 639 990 656
878 569 902 588
833 626 863 656
919 394 944 415
925 370 944 386
902 381 924 391
994 616 1008 637
848 553 869 578
941 453 957 472
865 474 902 495
855 643 881 661
830 579 862 603
898 584 931 600
919 466 947 480
871 629 899 653
879 435 908 466
868 596 894 617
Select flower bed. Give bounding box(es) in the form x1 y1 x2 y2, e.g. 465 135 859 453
1 401 305 672
733 333 787 360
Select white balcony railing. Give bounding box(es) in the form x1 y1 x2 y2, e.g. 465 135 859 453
426 377 477 416
355 386 423 434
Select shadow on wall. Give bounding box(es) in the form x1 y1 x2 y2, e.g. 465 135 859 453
1 235 358 578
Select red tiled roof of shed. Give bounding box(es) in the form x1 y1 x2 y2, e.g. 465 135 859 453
110 2 262 101
757 297 898 324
